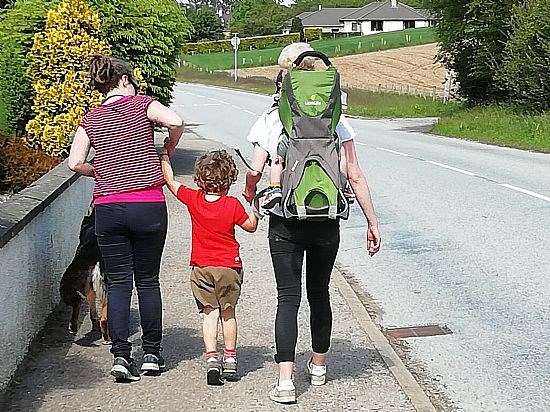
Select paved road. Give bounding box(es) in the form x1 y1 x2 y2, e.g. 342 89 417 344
172 83 550 411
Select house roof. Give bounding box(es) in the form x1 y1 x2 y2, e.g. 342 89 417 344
341 1 429 21
299 8 358 27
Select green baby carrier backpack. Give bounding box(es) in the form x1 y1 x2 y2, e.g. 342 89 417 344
278 51 349 220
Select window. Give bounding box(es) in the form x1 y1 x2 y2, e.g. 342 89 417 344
404 21 416 29
331 28 339 33
371 20 383 31
352 23 359 32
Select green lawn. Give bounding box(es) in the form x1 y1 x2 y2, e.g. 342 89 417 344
182 27 435 71
176 68 550 153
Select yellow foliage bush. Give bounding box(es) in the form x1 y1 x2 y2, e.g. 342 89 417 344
25 0 110 157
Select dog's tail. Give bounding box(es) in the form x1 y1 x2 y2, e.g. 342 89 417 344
92 264 107 303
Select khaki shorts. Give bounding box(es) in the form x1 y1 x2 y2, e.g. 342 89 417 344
190 267 244 312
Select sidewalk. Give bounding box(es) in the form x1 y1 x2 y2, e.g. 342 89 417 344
2 134 417 411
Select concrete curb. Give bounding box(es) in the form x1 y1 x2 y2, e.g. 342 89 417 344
333 269 437 412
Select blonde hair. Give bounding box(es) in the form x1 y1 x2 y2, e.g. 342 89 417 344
278 42 315 70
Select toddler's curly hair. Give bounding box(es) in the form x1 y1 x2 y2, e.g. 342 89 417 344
194 150 238 194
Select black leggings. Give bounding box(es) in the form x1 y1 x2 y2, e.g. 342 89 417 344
95 202 167 359
268 214 340 363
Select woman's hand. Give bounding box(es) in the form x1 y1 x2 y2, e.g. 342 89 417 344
366 223 381 256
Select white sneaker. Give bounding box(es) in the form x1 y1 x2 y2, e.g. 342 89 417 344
306 358 327 386
269 380 296 404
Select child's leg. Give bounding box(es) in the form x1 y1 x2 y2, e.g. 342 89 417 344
202 306 220 356
220 306 237 353
269 161 284 187
220 306 238 380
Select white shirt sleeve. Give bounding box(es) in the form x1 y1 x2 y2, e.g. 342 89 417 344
336 114 357 143
246 107 283 159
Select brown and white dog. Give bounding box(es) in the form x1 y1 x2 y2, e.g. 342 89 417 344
59 208 110 344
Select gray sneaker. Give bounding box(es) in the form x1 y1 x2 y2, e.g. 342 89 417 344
222 358 238 381
142 354 166 374
306 358 327 386
269 382 296 404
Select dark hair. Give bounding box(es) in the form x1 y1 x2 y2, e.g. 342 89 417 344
194 150 238 194
88 55 138 95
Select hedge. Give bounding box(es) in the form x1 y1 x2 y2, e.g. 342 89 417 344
303 28 322 42
0 135 62 194
0 0 60 135
183 33 300 55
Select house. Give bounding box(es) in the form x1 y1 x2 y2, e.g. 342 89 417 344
290 1 431 35
289 7 359 34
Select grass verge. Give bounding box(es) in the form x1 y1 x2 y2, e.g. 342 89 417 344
176 69 550 152
433 106 550 152
182 28 435 71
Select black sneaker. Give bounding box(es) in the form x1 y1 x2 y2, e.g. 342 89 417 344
110 357 141 382
206 359 224 386
142 353 166 374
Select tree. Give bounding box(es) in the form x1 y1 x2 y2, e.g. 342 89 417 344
231 0 288 36
25 0 110 156
90 0 193 106
498 0 550 112
425 0 515 104
185 0 236 14
188 6 223 41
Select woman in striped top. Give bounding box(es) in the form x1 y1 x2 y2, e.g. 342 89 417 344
68 55 184 382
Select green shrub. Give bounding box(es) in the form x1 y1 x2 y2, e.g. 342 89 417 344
0 135 62 194
0 0 60 135
303 28 322 42
90 0 192 105
184 33 301 55
498 0 550 113
26 0 110 156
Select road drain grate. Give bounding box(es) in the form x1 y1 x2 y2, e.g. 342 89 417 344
385 324 452 339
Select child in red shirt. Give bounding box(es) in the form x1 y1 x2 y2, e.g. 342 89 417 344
160 149 258 385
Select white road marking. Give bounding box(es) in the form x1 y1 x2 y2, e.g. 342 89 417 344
376 147 412 157
219 100 230 105
425 161 477 176
192 103 221 107
232 104 243 110
355 142 367 146
499 184 550 202
244 109 257 116
207 97 218 102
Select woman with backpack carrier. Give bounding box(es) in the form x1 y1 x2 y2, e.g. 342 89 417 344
243 43 381 404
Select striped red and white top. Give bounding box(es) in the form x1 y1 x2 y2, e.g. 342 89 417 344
80 95 165 199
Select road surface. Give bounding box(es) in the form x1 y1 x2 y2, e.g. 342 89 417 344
171 82 550 411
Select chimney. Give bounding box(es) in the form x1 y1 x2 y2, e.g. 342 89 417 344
391 0 398 8
318 4 322 11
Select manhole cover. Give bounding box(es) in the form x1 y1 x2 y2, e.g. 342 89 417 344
385 324 452 339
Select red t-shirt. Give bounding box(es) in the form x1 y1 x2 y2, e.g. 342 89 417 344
176 186 248 268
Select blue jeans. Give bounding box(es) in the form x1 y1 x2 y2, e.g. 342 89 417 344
95 202 167 359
